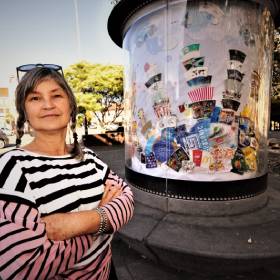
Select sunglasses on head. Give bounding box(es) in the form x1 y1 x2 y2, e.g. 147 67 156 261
16 63 64 81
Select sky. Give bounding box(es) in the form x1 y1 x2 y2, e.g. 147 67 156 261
0 0 125 85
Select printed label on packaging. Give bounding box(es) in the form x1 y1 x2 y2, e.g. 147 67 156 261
229 49 246 63
210 106 221 123
178 104 186 113
222 90 241 101
227 69 244 82
187 86 214 102
182 160 195 172
189 100 216 119
161 127 176 142
186 134 200 149
159 115 177 129
196 119 210 150
192 149 203 166
187 75 212 87
221 98 240 111
238 117 251 134
153 140 175 163
174 147 190 161
167 157 181 171
146 152 157 168
181 43 200 60
145 73 162 88
183 57 205 71
242 147 257 171
228 60 243 71
167 147 189 172
209 124 227 145
238 130 251 147
185 66 208 81
176 124 188 149
141 153 146 163
153 99 171 119
231 148 249 175
219 109 235 125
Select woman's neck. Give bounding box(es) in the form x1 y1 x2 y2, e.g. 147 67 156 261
23 133 70 156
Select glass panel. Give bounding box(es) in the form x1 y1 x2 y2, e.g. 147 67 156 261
123 2 168 196
123 0 274 200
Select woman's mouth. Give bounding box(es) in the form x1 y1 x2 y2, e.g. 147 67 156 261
41 114 59 118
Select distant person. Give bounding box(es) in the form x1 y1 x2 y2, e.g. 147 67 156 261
0 67 134 279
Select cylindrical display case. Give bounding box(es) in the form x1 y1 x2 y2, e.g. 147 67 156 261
108 0 279 201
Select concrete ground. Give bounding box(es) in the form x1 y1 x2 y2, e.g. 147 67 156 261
90 136 280 280
111 237 280 280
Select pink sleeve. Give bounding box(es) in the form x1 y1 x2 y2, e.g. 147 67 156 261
0 199 93 280
101 170 134 232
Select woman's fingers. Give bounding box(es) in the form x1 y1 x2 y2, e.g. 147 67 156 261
99 184 122 206
42 214 67 240
112 188 122 199
106 187 119 200
103 184 110 197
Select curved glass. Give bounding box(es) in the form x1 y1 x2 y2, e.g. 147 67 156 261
123 0 274 199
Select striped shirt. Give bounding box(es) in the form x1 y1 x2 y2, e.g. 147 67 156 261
0 148 134 280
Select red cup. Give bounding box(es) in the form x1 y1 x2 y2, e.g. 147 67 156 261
192 149 203 167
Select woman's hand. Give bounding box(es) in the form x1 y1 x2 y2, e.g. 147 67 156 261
42 183 123 240
99 183 122 207
42 211 100 241
42 213 73 240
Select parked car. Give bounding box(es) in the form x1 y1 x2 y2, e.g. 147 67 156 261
0 129 9 149
0 127 14 136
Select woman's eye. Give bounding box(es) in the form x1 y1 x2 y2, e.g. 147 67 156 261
53 94 63 98
30 96 40 101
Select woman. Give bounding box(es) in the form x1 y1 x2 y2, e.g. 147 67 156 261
0 67 134 279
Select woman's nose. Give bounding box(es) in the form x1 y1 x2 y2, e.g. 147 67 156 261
42 97 55 109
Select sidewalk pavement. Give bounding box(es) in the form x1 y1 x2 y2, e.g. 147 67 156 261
111 236 280 280
89 141 280 280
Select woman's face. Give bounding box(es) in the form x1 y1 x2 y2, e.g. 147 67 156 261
24 78 71 134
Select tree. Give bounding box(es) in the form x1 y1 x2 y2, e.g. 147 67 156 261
5 111 15 129
272 27 280 103
65 61 124 127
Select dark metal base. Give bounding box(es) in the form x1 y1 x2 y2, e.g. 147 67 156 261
108 0 280 47
125 166 267 201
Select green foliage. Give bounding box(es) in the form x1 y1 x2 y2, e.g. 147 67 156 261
5 111 15 126
76 112 92 127
77 114 84 127
65 61 124 126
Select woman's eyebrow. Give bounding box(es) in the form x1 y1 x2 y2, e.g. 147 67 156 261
27 91 40 95
28 88 62 95
50 88 62 93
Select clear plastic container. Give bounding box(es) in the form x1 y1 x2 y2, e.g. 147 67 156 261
121 0 274 200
